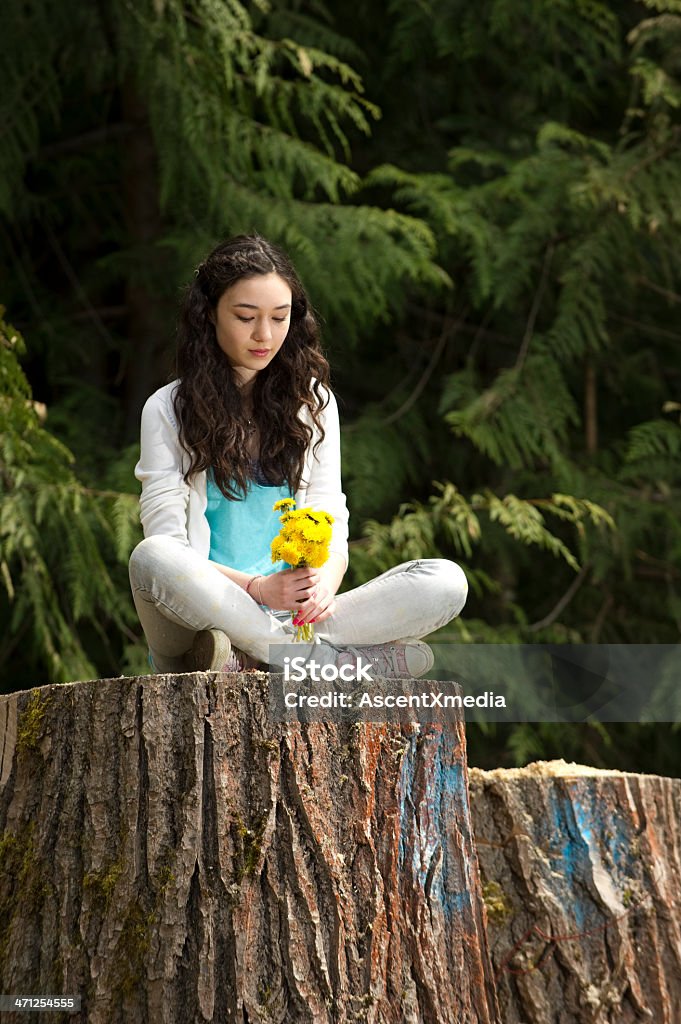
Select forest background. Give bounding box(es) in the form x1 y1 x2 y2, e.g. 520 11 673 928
2 0 680 774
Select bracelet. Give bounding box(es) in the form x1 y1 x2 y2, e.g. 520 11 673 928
245 574 264 604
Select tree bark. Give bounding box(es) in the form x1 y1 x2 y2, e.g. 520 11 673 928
469 759 681 1024
0 674 499 1024
120 79 174 441
584 358 598 456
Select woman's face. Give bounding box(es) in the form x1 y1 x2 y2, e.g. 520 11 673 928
213 272 293 386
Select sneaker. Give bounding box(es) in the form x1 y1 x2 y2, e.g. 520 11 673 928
187 629 265 674
338 638 434 680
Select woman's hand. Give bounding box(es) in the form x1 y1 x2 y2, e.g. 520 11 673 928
258 567 336 624
292 569 337 625
258 567 319 612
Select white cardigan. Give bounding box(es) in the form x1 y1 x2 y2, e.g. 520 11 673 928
134 379 350 570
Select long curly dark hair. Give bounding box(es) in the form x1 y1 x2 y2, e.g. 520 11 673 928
173 234 331 500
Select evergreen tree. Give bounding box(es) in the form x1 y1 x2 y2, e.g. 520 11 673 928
331 0 681 771
0 310 141 686
3 0 681 774
1 0 442 439
338 0 681 647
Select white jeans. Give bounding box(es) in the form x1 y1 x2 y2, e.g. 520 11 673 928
128 535 468 672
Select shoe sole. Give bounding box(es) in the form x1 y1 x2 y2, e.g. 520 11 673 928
397 638 435 677
189 630 232 672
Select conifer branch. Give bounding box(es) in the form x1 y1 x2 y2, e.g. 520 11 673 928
37 124 135 158
43 223 116 346
622 126 681 182
381 308 468 427
607 313 681 342
527 563 591 633
515 242 555 374
632 276 681 305
590 592 614 643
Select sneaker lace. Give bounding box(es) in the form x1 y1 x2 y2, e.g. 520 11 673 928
222 650 245 673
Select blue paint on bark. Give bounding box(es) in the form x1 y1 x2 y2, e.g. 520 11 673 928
397 728 474 922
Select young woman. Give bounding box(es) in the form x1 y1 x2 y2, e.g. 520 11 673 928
128 234 468 678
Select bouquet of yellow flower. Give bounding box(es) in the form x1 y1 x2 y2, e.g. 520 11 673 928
271 497 334 642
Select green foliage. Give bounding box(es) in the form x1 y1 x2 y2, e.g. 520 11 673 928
3 0 681 777
348 480 613 606
346 0 681 642
441 355 580 472
341 404 432 519
624 415 681 469
0 0 446 365
0 310 141 686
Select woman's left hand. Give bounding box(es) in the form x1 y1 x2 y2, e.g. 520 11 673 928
293 569 336 626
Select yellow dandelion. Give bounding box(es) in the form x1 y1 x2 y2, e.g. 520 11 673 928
304 545 328 569
280 522 300 542
299 540 317 565
270 497 336 639
279 541 305 566
298 520 322 542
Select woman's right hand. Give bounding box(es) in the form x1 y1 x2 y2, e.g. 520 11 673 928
258 567 320 613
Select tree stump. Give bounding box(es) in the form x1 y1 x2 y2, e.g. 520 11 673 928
0 674 499 1024
469 760 681 1024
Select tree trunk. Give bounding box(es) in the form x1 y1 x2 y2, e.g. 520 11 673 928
0 674 499 1024
584 357 598 456
469 760 681 1024
120 79 174 441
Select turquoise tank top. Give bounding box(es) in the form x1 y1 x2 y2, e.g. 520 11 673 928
205 459 294 576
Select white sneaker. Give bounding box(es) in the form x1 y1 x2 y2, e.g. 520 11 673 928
187 629 264 673
338 638 434 679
